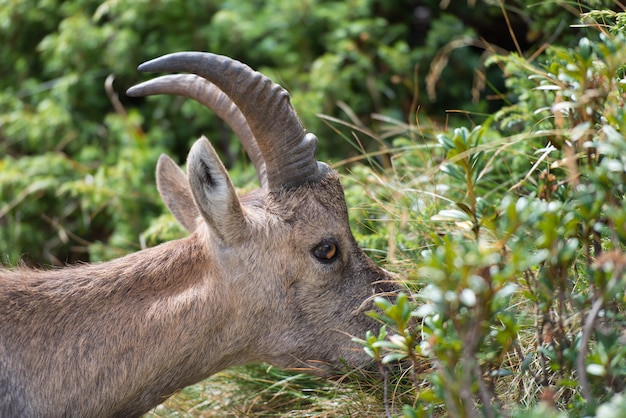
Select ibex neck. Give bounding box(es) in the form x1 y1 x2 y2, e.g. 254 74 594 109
0 234 241 417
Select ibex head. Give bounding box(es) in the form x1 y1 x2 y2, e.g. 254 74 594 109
127 52 396 373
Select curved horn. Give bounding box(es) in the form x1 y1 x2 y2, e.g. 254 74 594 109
127 52 329 191
127 74 267 188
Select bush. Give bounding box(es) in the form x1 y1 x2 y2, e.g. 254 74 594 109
353 11 626 417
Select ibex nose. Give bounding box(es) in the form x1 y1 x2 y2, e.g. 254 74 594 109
375 268 402 297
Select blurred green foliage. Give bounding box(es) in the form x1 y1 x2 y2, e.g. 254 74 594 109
0 0 594 264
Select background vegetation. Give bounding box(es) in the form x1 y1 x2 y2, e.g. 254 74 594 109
2 0 625 416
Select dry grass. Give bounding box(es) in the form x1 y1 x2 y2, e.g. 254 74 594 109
144 364 391 417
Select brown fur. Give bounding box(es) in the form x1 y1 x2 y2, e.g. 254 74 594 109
0 139 395 416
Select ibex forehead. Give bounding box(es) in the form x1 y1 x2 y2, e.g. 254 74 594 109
267 171 349 221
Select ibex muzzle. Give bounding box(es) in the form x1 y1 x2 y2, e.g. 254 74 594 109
0 52 396 417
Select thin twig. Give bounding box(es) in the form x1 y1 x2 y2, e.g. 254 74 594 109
379 363 392 418
474 362 495 418
434 358 462 417
578 295 604 402
497 0 522 55
105 74 127 117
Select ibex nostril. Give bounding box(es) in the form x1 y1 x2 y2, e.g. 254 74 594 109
0 52 399 417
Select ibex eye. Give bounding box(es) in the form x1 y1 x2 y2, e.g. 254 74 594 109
312 239 339 263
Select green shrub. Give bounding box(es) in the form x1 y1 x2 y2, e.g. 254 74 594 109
354 13 626 417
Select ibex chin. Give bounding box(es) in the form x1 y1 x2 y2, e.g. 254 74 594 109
0 52 396 417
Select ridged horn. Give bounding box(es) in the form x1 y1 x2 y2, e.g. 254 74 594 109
127 74 267 188
127 52 329 191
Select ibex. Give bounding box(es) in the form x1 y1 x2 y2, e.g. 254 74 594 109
0 52 396 417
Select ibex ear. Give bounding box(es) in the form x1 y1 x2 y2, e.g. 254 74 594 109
187 136 247 244
156 154 199 232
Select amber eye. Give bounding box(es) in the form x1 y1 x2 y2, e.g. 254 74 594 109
312 239 339 263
